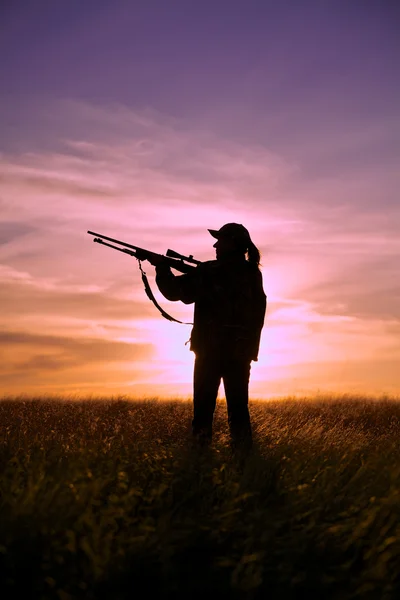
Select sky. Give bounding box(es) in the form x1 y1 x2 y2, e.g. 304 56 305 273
1 0 399 398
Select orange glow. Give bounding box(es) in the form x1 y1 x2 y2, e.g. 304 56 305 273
1 102 399 398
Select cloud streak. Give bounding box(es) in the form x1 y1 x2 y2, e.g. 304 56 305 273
0 100 399 396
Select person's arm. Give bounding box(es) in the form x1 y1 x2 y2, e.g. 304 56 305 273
248 270 267 361
155 263 197 304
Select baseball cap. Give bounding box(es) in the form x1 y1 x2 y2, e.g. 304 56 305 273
208 223 251 247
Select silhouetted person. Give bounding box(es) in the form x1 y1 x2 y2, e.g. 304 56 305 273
155 223 266 449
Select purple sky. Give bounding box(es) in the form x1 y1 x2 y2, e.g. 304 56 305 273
1 1 399 397
2 1 399 141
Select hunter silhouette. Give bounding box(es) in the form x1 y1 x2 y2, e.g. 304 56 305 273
155 223 266 448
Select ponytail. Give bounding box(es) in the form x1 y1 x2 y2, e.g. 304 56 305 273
247 241 261 268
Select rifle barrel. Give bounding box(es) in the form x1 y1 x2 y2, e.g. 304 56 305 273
92 238 137 257
87 231 141 253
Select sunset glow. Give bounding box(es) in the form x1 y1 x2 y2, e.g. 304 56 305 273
1 2 399 398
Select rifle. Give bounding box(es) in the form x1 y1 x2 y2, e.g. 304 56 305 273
87 230 202 323
87 230 201 274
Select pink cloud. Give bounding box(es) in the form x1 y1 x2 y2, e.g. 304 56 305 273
0 100 399 396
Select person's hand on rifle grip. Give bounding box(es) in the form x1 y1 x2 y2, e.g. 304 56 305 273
148 253 168 267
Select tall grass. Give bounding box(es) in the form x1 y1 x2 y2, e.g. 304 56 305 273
0 395 399 599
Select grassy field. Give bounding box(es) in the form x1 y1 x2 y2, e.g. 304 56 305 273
0 395 399 599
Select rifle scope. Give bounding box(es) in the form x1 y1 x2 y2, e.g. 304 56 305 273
166 249 201 265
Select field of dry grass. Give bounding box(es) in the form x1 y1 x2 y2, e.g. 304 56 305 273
1 395 399 599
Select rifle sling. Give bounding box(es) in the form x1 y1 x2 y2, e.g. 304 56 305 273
138 261 192 325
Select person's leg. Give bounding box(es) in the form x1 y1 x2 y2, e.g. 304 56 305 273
222 360 252 449
192 355 221 444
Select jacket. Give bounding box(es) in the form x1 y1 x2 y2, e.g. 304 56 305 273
155 258 266 361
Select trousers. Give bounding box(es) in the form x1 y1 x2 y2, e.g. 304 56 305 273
192 354 252 445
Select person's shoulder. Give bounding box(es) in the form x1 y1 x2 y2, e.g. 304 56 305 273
191 260 218 279
197 260 218 271
243 261 264 284
244 261 261 274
